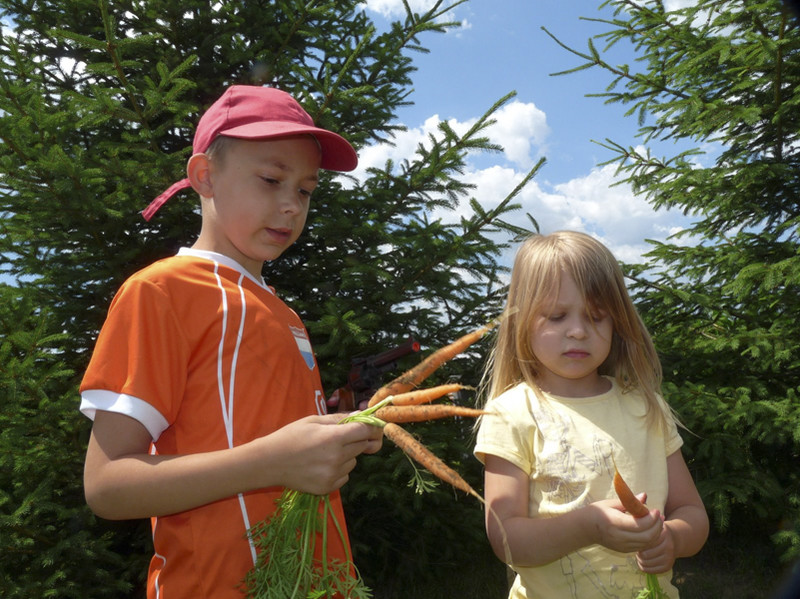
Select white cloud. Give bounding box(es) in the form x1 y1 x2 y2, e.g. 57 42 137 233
664 0 698 10
359 0 471 32
482 100 549 167
351 114 443 178
348 108 693 268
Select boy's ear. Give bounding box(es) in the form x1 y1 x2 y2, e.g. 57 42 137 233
186 153 213 198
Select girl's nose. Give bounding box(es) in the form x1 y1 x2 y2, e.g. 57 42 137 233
566 319 587 339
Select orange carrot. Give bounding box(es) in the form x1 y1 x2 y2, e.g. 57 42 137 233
368 322 496 407
612 456 649 518
382 423 483 502
375 405 488 423
386 383 470 407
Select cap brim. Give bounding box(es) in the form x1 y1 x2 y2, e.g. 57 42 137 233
220 122 358 172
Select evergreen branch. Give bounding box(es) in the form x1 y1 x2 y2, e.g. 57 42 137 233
542 25 691 103
97 0 159 154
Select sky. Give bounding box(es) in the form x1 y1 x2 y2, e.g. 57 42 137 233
356 0 701 266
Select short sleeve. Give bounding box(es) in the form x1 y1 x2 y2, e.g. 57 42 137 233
474 386 536 475
665 412 684 456
80 274 191 438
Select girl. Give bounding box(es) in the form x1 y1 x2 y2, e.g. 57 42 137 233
474 231 708 598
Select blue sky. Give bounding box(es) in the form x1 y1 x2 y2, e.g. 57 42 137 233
359 0 700 266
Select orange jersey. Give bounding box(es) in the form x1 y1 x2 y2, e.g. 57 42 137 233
80 249 350 598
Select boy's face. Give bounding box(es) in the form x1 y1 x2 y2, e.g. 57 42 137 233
195 136 322 277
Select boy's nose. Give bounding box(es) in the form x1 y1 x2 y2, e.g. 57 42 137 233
279 190 304 214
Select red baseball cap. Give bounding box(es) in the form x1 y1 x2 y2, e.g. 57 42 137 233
142 85 358 221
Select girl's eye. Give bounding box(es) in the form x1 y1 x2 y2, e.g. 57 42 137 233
299 188 313 198
548 313 565 322
261 177 279 185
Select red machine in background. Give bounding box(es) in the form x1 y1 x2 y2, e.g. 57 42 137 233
326 338 420 412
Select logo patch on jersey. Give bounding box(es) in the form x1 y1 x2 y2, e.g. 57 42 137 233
290 326 316 370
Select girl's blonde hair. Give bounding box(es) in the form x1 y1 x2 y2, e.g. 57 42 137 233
484 231 672 432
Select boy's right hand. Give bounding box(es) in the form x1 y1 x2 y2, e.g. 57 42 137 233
588 496 663 554
251 414 383 496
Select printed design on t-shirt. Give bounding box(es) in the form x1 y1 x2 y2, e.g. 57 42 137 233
560 550 643 598
527 395 630 597
289 325 316 370
532 400 613 506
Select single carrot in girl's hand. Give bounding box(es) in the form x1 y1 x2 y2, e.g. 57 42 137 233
368 322 496 407
375 405 488 423
613 464 650 518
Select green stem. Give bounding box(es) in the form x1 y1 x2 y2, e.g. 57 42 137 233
321 496 329 585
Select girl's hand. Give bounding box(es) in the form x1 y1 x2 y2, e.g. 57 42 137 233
637 519 677 573
589 496 664 554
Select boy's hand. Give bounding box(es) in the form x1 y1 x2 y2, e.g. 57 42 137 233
589 497 664 554
256 414 382 496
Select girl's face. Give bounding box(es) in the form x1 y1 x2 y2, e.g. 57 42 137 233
528 271 613 397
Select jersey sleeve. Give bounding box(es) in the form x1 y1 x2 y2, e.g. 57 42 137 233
80 274 191 440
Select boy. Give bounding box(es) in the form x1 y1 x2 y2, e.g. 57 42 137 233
80 85 383 598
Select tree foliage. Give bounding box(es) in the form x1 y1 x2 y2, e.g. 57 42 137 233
549 0 800 563
0 0 533 595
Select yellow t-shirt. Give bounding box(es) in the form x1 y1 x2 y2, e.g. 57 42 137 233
474 377 683 599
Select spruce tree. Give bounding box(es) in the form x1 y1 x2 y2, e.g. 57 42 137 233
548 0 800 563
0 0 533 595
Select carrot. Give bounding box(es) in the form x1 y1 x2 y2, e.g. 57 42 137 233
611 455 649 517
386 383 471 406
382 422 483 502
368 322 496 407
375 405 488 423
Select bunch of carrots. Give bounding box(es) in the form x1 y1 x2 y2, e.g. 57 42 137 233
244 323 496 599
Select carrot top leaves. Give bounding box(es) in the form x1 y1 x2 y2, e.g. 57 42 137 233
244 491 371 599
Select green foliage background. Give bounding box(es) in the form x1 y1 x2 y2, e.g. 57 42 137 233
2 0 800 597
